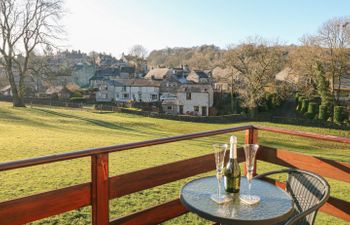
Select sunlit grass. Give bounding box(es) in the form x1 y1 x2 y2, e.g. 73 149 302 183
0 101 349 225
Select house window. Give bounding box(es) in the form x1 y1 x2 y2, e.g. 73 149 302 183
186 92 191 100
167 106 172 110
122 86 127 92
194 106 199 112
99 85 107 91
123 93 129 99
151 94 158 100
138 93 142 99
116 93 119 98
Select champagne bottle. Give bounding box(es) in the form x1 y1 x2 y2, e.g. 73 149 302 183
224 135 241 193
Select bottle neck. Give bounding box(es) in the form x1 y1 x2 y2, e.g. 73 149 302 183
233 143 237 159
230 143 237 159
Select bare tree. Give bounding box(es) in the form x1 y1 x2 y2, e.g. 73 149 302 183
317 17 350 104
288 35 323 98
88 51 99 68
0 0 64 107
188 54 210 70
225 37 284 116
127 44 148 75
129 44 148 59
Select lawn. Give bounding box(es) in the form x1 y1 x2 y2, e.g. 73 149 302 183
0 101 349 225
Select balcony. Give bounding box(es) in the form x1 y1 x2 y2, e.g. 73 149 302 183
0 125 349 224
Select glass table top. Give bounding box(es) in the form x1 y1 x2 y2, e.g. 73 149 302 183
180 176 294 225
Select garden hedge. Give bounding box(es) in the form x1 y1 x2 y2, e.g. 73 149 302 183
318 105 328 121
334 106 345 124
305 102 318 119
300 99 309 113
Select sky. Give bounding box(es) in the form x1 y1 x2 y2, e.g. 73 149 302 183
62 0 350 57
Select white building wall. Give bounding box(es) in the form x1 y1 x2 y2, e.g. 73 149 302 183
96 83 114 102
113 86 131 102
130 86 159 102
177 92 212 116
113 86 159 102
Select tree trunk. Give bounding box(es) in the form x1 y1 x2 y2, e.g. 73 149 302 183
230 88 234 114
336 75 341 103
12 94 25 107
6 68 26 107
249 107 257 118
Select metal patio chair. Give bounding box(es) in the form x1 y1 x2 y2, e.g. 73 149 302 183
255 169 330 225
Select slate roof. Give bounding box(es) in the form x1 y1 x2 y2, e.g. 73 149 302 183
192 70 209 78
120 66 135 74
132 79 161 87
95 67 120 77
108 79 161 87
90 67 120 81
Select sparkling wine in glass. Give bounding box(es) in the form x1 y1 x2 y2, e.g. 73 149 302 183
240 144 260 205
211 144 232 204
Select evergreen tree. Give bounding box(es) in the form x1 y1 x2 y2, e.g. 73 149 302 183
314 62 330 106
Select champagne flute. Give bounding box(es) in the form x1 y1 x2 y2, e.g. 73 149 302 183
240 144 260 205
211 144 232 204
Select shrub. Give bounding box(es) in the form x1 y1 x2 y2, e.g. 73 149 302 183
306 102 318 119
318 105 328 121
304 112 314 119
344 109 349 123
71 91 83 98
265 93 273 110
295 93 300 103
334 106 346 124
70 97 86 102
271 93 282 109
297 96 304 111
300 99 309 113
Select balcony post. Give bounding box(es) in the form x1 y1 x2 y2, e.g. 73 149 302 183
244 128 258 176
91 153 109 225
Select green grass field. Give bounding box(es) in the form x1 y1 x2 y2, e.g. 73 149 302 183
0 102 349 225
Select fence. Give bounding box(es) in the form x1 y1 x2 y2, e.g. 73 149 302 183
0 125 349 224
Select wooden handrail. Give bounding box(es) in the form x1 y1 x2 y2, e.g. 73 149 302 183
109 199 187 225
1 145 349 224
0 125 349 224
0 125 252 172
0 183 91 225
1 125 349 172
0 150 246 224
254 125 350 144
257 146 350 183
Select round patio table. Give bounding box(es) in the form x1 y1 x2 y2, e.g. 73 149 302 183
180 176 294 225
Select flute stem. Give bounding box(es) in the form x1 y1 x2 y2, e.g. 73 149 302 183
217 177 221 197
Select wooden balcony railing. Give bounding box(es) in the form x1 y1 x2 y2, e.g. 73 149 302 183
0 125 349 225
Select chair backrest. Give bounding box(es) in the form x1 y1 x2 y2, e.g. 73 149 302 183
285 170 330 225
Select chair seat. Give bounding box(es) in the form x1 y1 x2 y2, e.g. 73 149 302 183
254 169 330 225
